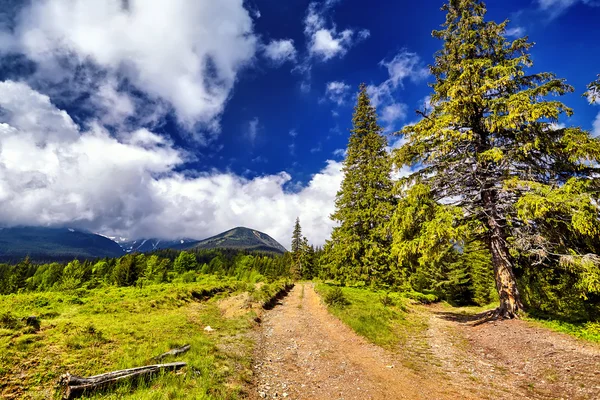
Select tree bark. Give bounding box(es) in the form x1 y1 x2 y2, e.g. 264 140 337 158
59 362 186 399
483 190 523 319
153 344 190 361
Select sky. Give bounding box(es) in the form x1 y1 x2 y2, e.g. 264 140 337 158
0 0 599 248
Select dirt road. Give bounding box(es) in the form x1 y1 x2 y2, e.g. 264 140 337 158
251 284 600 400
251 284 474 400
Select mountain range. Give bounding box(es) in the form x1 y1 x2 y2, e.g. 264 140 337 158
0 226 286 263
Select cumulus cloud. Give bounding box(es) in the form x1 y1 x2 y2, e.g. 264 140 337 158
263 39 297 65
537 0 600 18
367 50 428 131
0 81 343 247
0 0 258 134
380 103 408 127
324 81 351 105
304 1 369 61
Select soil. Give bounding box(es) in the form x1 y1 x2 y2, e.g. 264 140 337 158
250 284 600 400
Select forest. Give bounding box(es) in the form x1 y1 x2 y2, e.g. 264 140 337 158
1 1 600 398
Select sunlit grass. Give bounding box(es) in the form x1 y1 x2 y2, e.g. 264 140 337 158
0 276 287 399
314 284 428 350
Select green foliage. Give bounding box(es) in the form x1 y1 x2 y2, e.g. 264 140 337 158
585 74 600 103
528 318 600 344
0 247 291 297
315 284 427 350
323 286 350 307
173 251 198 274
394 0 600 317
402 291 439 305
0 277 265 398
325 84 395 286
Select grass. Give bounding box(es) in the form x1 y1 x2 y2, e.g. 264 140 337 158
314 284 428 350
526 318 600 344
0 276 288 399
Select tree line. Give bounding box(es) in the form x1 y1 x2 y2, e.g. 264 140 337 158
304 0 600 320
0 248 292 294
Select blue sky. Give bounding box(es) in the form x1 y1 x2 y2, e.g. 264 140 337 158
0 0 598 247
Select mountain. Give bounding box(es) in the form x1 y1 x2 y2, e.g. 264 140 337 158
190 227 287 254
0 227 124 262
119 238 199 253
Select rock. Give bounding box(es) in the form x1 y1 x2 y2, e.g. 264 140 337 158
23 316 41 332
259 392 267 398
204 326 214 332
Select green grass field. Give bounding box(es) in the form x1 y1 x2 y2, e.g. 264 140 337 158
314 284 428 349
0 276 288 399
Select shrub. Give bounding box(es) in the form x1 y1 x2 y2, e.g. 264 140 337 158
0 312 22 330
324 287 350 307
379 292 395 307
403 291 439 304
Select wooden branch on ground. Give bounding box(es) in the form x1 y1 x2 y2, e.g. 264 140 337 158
59 362 186 399
153 344 191 361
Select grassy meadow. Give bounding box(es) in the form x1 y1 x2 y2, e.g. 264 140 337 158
314 283 429 350
0 276 290 399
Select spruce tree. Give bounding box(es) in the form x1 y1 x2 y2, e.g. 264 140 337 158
291 217 303 279
326 84 394 286
586 75 599 103
396 0 600 318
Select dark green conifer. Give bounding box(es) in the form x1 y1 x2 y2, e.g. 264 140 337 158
396 0 600 317
326 84 395 286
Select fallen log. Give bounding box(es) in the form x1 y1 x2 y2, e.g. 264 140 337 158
153 344 191 361
59 362 186 399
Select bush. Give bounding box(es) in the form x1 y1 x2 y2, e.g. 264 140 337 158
323 287 350 307
379 292 395 307
0 312 22 330
403 291 439 304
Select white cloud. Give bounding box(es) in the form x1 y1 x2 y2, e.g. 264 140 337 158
245 118 260 144
381 104 407 127
325 81 351 105
365 50 428 131
304 2 369 61
263 39 297 65
332 148 346 158
0 81 344 247
0 0 258 135
592 113 600 137
289 129 298 138
537 0 600 18
505 26 525 37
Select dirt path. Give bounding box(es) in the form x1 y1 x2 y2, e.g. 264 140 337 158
250 284 474 400
251 284 600 400
425 305 600 400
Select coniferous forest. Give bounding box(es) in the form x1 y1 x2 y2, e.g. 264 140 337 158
293 0 600 322
1 0 599 399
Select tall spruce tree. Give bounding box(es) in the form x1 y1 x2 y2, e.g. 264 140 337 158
396 0 600 318
291 217 303 279
326 84 394 286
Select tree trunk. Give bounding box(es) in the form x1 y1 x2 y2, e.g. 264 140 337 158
483 190 523 319
59 362 186 399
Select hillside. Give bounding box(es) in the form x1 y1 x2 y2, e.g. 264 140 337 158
0 227 124 262
119 238 200 253
190 227 287 254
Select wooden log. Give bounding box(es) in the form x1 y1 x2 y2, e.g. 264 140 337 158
153 344 191 361
59 362 186 399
